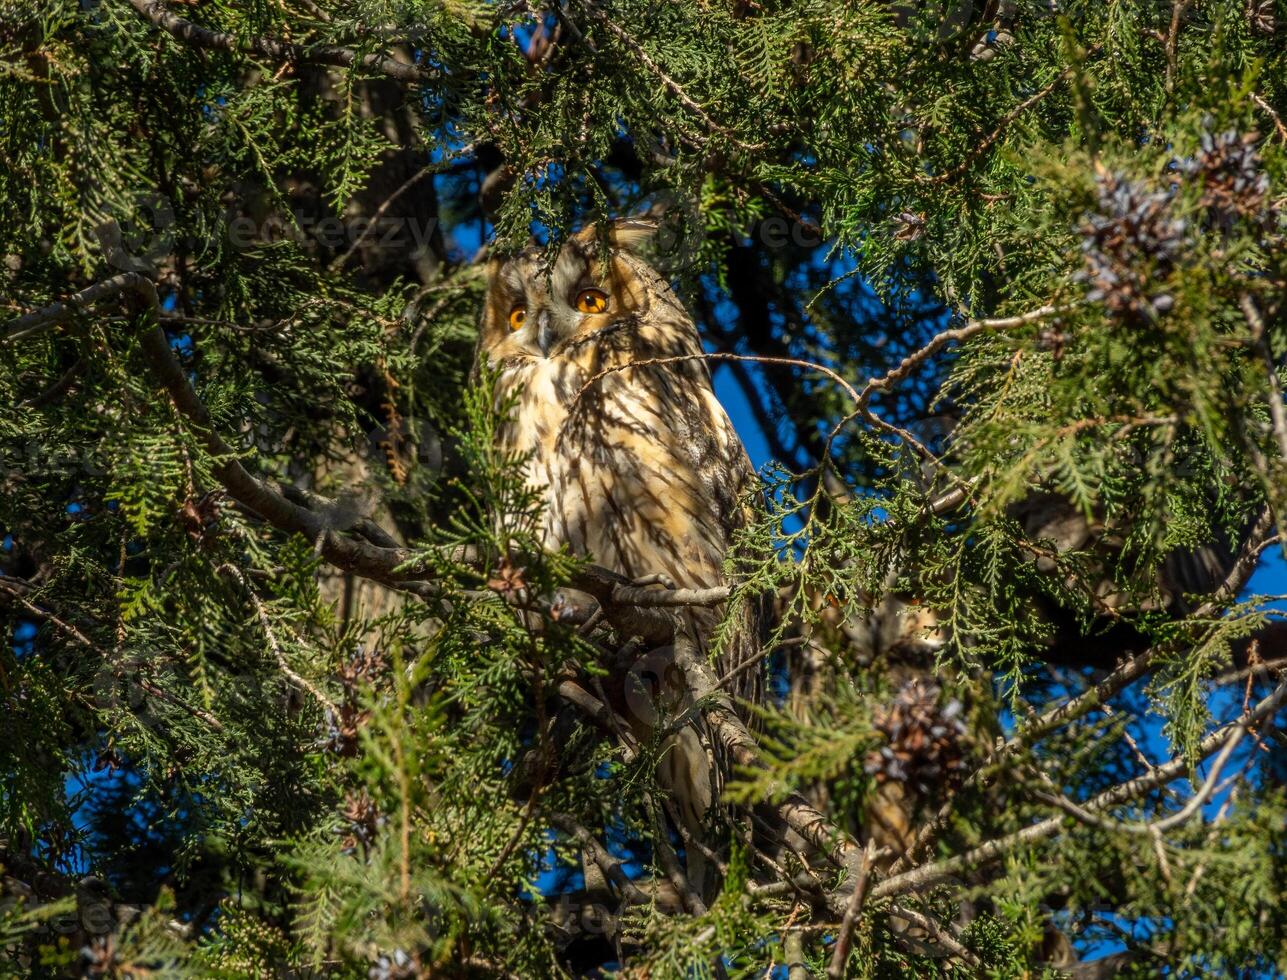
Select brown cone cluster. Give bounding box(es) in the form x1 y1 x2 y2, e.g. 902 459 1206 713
1185 128 1272 229
865 679 968 795
337 789 384 857
1077 173 1186 323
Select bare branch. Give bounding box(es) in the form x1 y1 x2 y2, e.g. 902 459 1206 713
887 902 983 968
646 792 706 915
871 672 1287 901
1251 93 1287 143
836 303 1073 463
890 504 1276 875
826 840 877 979
136 679 227 733
1164 1 1195 95
3 273 160 343
784 929 808 980
608 582 730 608
217 563 341 716
0 578 96 649
1240 293 1287 464
570 351 861 417
668 617 863 881
329 143 476 273
548 813 648 905
1034 708 1248 836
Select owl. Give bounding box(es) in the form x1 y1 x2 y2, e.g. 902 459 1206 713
477 220 767 889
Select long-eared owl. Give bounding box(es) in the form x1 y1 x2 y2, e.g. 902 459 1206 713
476 220 767 879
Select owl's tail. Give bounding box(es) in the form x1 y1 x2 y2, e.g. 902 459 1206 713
656 723 721 901
666 594 772 901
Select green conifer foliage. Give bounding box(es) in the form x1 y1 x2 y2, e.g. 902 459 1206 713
1 1 1284 976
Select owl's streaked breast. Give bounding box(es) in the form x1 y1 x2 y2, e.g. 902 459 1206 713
495 318 748 594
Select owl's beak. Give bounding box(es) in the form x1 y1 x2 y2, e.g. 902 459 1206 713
536 308 555 356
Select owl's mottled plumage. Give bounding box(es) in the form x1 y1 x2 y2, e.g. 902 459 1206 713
477 222 766 876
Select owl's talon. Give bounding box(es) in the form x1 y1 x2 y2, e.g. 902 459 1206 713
632 572 677 590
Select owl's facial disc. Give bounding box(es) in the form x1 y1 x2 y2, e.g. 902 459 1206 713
484 238 648 364
504 295 584 357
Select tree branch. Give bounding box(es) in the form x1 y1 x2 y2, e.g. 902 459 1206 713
871 672 1287 901
1 277 746 631
668 618 863 885
548 813 648 905
1240 293 1287 464
887 902 983 968
888 504 1276 875
834 303 1074 463
925 49 1101 185
3 273 160 343
826 840 876 979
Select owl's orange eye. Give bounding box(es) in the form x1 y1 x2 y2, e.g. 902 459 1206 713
508 305 526 331
575 288 609 315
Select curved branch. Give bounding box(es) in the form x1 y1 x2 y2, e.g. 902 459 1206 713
924 47 1102 186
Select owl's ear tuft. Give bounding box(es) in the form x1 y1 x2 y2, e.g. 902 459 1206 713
606 217 659 251
573 218 658 253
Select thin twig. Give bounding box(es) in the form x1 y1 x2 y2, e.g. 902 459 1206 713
20 358 84 408
329 143 476 272
889 504 1275 876
0 579 96 649
570 351 860 416
1183 785 1239 899
217 563 341 715
829 302 1074 465
1241 293 1287 464
886 902 984 968
1211 655 1287 688
137 679 226 732
714 647 767 693
3 273 159 343
1251 93 1287 143
1033 710 1249 836
1164 1 1194 95
549 813 649 905
926 50 1101 185
568 0 765 153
